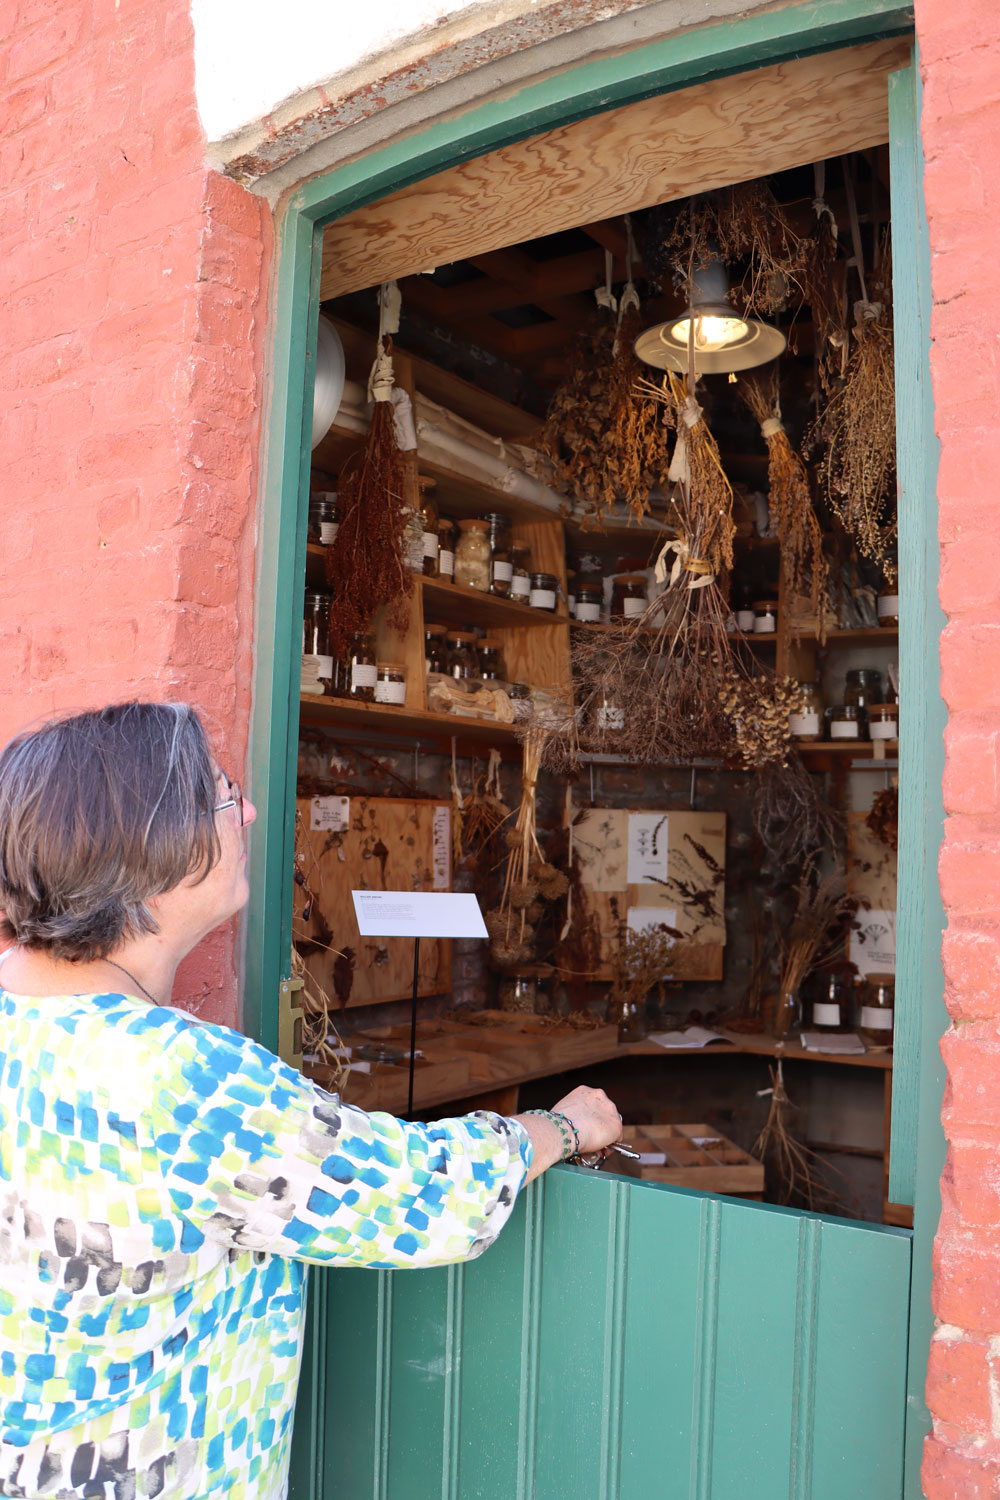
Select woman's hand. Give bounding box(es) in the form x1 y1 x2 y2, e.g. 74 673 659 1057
549 1085 622 1154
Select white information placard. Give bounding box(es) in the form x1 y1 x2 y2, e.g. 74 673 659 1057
310 795 350 832
850 907 897 977
351 890 487 940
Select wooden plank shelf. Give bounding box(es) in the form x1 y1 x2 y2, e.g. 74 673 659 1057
795 627 899 645
422 575 568 629
798 742 898 766
299 693 522 750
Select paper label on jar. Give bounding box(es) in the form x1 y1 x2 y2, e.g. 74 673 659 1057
432 805 450 890
374 678 406 705
492 560 513 583
302 653 333 680
597 705 625 730
860 1006 894 1030
877 594 900 618
812 1003 841 1027
736 609 755 631
869 718 898 740
575 602 601 622
753 614 776 633
530 588 556 610
510 574 529 598
623 596 647 618
319 521 339 545
422 532 439 560
351 662 377 689
439 549 454 578
830 719 860 739
790 712 821 736
310 795 350 832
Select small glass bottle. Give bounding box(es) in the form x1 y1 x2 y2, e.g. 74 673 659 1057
308 493 339 547
374 662 407 705
498 972 537 1014
437 518 456 582
611 574 648 621
575 582 603 623
453 520 491 590
811 970 850 1033
868 703 899 741
771 990 801 1040
346 632 377 701
401 505 424 573
445 630 480 680
424 624 448 675
529 572 559 611
789 682 824 742
877 582 900 627
752 599 779 634
510 541 532 601
828 703 865 741
477 638 505 682
483 511 513 597
418 479 439 577
858 973 894 1048
302 591 334 696
844 668 883 712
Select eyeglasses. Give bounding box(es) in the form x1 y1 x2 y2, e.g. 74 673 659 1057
214 777 244 827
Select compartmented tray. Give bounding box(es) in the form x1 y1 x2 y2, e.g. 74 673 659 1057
611 1123 764 1198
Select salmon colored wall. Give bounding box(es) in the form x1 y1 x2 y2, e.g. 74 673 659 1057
0 0 272 1027
916 0 1000 1493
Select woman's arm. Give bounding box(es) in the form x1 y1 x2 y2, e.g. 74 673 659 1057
515 1085 623 1183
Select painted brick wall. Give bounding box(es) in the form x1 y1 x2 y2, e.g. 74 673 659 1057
0 0 272 1026
915 0 1000 1492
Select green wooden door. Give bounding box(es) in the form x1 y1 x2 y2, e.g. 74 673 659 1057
289 1171 911 1499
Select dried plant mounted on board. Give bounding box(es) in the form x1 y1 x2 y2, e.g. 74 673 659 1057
485 729 568 968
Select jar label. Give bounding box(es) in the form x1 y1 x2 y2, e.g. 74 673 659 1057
302 653 333 679
319 521 339 545
575 602 601 623
870 719 898 740
492 560 513 583
374 679 407 705
812 1002 841 1026
598 705 625 730
877 594 900 618
511 574 530 598
830 720 860 739
623 596 647 618
860 1005 893 1030
790 711 821 736
422 532 439 559
753 614 776 633
530 588 556 610
439 549 454 578
351 663 377 689
736 609 755 631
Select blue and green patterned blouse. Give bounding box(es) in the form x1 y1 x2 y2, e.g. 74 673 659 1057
0 989 531 1498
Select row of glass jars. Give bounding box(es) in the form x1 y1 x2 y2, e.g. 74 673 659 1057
790 668 899 743
302 593 407 703
424 624 506 683
808 970 895 1048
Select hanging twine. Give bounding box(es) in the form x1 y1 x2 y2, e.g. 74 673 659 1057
844 164 882 324
594 249 617 313
613 215 640 352
812 160 838 236
761 416 784 439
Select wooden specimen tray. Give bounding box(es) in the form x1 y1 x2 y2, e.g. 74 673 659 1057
310 1046 472 1112
610 1123 764 1198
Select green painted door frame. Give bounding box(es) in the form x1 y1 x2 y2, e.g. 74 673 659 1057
245 3 944 1494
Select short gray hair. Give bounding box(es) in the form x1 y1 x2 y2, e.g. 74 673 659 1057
0 703 222 961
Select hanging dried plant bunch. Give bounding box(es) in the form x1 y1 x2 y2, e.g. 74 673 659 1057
752 758 844 873
324 335 412 658
534 306 672 523
740 372 830 643
809 233 896 581
866 786 898 851
641 181 805 317
801 204 847 395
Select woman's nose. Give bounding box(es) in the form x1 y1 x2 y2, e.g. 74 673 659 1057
243 794 258 828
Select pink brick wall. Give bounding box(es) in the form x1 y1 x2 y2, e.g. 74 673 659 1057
916 0 1000 1490
0 0 272 1026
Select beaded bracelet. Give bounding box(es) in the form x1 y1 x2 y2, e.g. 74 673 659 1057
524 1108 580 1161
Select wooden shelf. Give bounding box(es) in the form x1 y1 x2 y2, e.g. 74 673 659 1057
795 627 899 645
299 693 521 750
798 742 898 765
421 575 568 630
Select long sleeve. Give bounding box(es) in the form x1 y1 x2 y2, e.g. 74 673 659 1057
151 1011 532 1269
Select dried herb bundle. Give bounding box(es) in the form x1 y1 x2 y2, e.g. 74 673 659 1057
636 370 736 576
486 729 568 967
866 786 898 851
809 236 896 581
606 907 681 1017
801 206 847 395
752 759 844 873
324 336 411 658
741 372 830 643
751 1061 848 1213
777 862 857 998
534 307 672 522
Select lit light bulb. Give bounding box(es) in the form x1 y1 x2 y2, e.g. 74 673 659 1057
670 313 750 352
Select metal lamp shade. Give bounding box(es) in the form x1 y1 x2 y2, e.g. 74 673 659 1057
312 315 346 448
633 257 786 375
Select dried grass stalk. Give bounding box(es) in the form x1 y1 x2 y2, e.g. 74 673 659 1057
752 1061 849 1213
741 373 830 644
777 862 857 997
801 207 847 395
291 947 352 1091
752 759 844 873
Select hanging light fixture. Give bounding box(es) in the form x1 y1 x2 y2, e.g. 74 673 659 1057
634 256 786 375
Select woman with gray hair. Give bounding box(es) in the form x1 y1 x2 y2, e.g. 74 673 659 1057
0 702 621 1500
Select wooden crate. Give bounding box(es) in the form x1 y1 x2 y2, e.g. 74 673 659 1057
610 1123 764 1198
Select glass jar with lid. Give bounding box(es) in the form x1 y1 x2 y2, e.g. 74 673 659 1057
437 518 456 581
477 638 505 682
401 504 424 573
596 688 624 733
308 493 339 547
423 624 448 675
828 703 865 741
877 581 899 627
482 512 513 596
498 972 538 1014
868 703 898 741
302 591 334 696
510 541 532 601
575 582 603 623
418 478 439 577
445 630 480 680
374 662 407 705
789 682 824 742
810 969 851 1033
611 574 648 621
752 599 779 634
453 519 491 590
844 668 883 711
858 973 894 1048
346 632 377 701
529 572 559 611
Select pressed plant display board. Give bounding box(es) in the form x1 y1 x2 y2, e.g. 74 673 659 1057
293 796 452 1008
